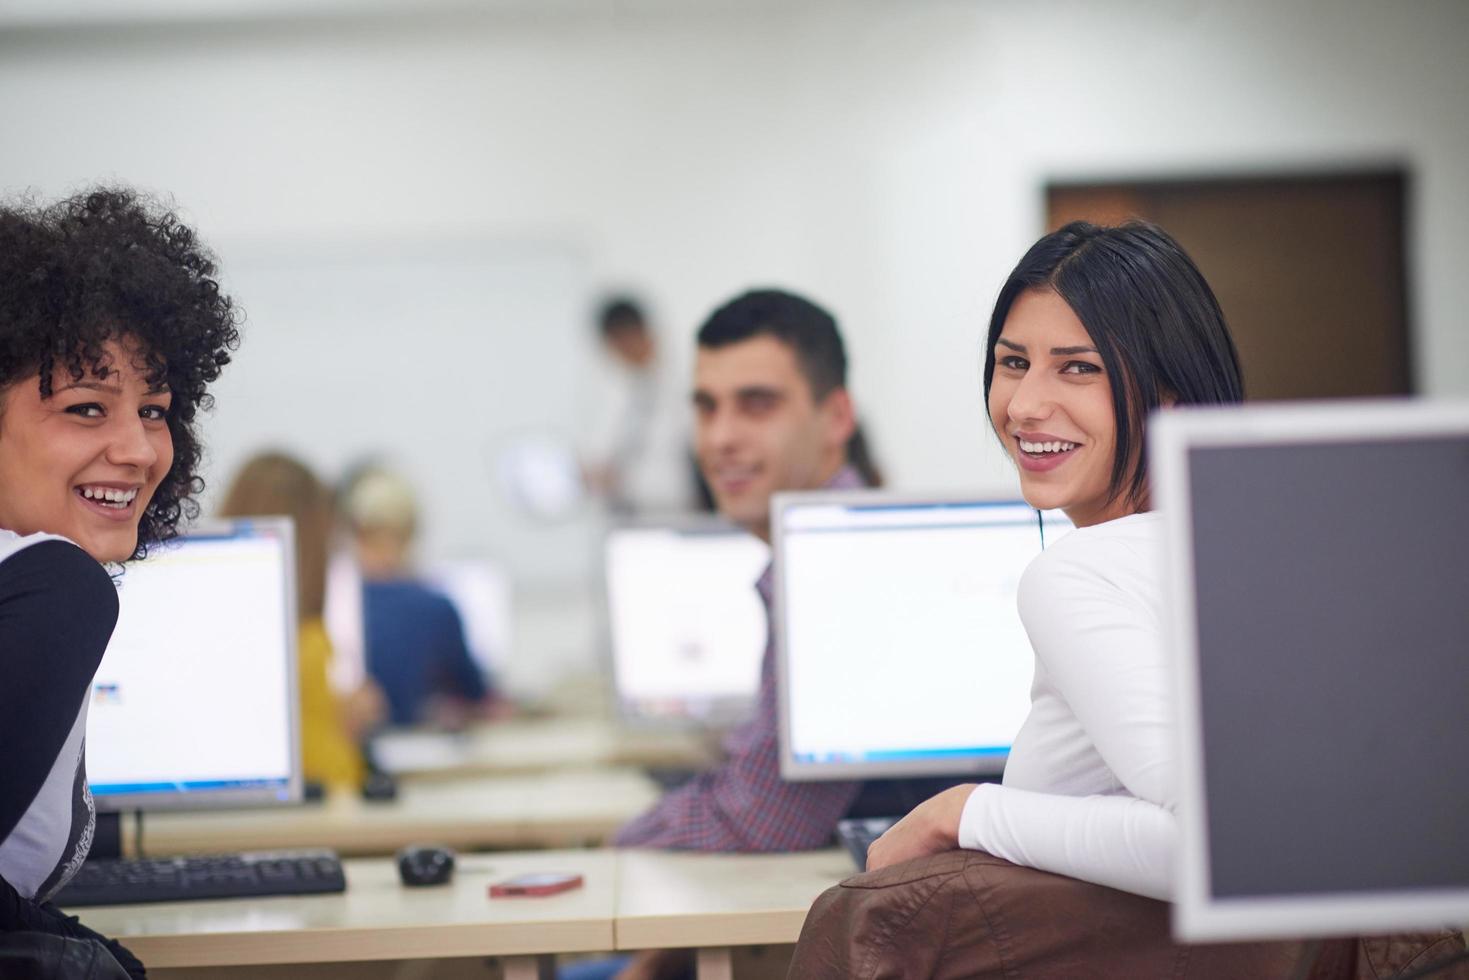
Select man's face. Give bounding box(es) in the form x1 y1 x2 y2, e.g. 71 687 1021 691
605 324 655 368
692 335 852 539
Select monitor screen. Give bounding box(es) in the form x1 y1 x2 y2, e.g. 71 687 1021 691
86 518 301 811
604 521 770 724
776 493 1069 780
1154 401 1469 941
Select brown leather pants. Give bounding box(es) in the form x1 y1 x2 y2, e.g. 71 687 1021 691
787 851 1467 980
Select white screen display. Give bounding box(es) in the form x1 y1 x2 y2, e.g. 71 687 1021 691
86 523 296 804
605 525 770 720
780 499 1065 777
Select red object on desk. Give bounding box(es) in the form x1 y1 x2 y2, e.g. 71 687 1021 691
488 872 584 898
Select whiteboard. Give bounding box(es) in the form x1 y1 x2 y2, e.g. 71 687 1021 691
202 238 600 585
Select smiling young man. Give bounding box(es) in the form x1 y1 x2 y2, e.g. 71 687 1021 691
556 291 870 980
612 290 865 855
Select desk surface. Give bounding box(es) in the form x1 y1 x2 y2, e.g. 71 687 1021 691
78 850 618 969
76 848 853 970
615 849 852 950
372 716 721 779
130 768 660 857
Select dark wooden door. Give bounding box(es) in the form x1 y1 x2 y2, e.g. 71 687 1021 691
1047 173 1411 399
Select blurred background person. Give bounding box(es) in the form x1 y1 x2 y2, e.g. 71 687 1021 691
341 463 503 728
580 295 700 516
218 452 384 790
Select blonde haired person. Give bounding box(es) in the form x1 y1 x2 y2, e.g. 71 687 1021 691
341 464 498 727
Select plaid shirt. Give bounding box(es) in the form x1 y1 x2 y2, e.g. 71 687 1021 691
613 465 864 852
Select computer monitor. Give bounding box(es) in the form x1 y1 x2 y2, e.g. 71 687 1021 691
774 492 1072 780
86 518 302 811
603 520 770 725
1153 400 1469 942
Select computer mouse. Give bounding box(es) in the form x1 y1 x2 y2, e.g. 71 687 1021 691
361 770 399 802
397 844 455 887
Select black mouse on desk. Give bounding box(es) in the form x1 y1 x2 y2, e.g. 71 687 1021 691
397 844 455 887
361 770 399 802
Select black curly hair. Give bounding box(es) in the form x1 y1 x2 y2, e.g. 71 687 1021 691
0 187 242 561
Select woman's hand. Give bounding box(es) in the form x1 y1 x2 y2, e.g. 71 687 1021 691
865 783 979 872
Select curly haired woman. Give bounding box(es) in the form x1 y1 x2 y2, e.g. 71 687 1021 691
0 187 240 977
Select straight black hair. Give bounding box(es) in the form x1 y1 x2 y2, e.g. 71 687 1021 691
983 220 1244 508
697 288 847 400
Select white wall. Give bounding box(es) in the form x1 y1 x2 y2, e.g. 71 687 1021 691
2 0 1465 582
214 239 597 582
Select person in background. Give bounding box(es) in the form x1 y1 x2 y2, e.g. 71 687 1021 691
342 465 500 728
0 187 240 978
580 296 699 515
218 452 384 790
562 289 869 980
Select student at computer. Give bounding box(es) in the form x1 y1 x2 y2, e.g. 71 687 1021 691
0 188 239 976
614 288 867 851
560 290 867 980
219 452 384 789
788 220 1281 975
342 464 500 728
791 222 1469 976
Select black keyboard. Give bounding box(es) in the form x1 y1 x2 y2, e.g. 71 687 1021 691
54 849 346 907
836 816 899 872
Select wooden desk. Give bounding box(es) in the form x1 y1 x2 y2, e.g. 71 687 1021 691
614 848 852 980
78 850 616 979
76 848 853 978
372 716 721 780
129 769 660 857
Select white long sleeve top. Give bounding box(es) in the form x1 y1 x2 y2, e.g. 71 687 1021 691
956 512 1177 901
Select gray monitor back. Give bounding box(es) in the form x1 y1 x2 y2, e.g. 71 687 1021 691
1155 401 1469 941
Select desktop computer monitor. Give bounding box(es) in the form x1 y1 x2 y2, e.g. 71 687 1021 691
1153 400 1469 942
86 517 302 811
603 520 770 725
774 492 1072 780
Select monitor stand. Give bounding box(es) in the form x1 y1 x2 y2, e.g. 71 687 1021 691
88 811 143 861
90 811 122 861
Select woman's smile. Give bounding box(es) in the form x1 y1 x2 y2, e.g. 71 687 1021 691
73 482 145 518
0 337 173 563
1013 430 1083 472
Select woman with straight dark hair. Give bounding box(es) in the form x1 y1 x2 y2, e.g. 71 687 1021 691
981 220 1244 512
789 222 1465 976
862 219 1245 898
